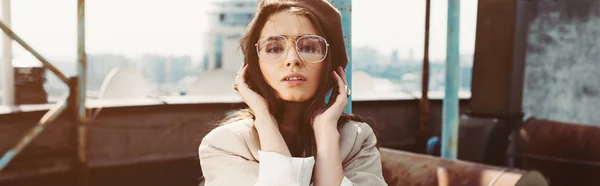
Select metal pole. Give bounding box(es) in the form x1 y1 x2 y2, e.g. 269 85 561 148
0 21 69 85
418 0 432 152
76 0 88 185
329 0 352 113
0 96 68 172
442 0 460 159
1 0 14 106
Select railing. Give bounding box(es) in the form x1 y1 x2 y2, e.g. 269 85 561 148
442 0 461 160
0 1 464 185
0 0 88 185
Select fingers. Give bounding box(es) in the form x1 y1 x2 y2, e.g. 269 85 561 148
336 66 351 98
235 64 250 93
336 66 348 86
237 63 246 75
332 71 344 93
331 71 347 105
235 64 248 84
334 66 349 97
238 64 248 83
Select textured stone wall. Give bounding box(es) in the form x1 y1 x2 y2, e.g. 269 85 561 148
524 0 600 125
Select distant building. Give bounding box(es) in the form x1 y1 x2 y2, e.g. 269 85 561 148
141 54 168 87
87 54 130 91
390 50 399 64
353 46 382 68
460 67 473 90
139 54 194 95
191 0 257 96
167 56 192 84
203 0 256 72
399 48 420 64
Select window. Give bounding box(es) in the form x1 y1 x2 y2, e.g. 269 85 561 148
352 0 477 100
5 0 210 100
1 0 476 106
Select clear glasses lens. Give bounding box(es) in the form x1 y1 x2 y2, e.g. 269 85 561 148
257 36 287 62
257 35 328 63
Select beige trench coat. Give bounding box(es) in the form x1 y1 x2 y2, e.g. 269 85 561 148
198 119 387 186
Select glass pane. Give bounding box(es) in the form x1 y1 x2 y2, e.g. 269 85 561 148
2 0 479 106
352 0 477 100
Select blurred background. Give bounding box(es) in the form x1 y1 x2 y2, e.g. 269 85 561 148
1 0 600 186
0 0 476 104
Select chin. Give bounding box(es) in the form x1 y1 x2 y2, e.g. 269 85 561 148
278 91 315 102
279 95 311 102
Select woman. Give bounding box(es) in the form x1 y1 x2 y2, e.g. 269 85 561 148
198 0 387 185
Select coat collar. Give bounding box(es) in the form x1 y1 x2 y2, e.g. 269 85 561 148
235 119 362 164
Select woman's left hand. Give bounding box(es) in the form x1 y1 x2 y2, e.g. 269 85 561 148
313 66 350 133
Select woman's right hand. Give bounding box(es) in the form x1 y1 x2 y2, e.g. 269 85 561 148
236 64 290 156
235 64 270 117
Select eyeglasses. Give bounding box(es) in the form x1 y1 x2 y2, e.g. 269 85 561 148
255 35 329 63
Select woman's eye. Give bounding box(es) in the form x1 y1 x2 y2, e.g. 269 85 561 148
300 44 318 53
266 46 284 53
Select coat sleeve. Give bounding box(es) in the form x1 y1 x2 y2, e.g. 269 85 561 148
199 124 316 186
341 122 388 186
199 125 260 186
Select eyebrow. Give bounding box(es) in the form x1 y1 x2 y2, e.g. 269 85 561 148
258 34 320 43
259 34 318 40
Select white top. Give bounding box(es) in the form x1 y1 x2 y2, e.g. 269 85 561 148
257 150 353 186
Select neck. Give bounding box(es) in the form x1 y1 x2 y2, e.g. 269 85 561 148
278 100 308 137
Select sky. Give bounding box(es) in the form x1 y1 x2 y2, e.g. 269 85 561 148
0 0 478 65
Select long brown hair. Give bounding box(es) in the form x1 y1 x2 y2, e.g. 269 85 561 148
222 0 363 157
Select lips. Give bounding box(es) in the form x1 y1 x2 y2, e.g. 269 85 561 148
281 73 306 82
281 73 306 86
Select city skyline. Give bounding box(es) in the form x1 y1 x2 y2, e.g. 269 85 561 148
16 48 474 99
0 0 479 65
0 0 479 104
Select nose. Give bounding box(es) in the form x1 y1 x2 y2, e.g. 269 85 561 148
284 44 301 68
